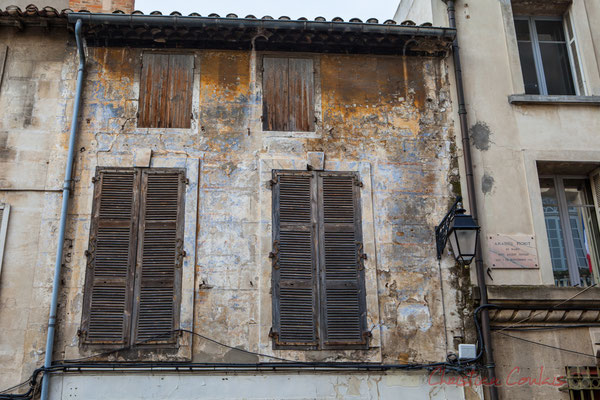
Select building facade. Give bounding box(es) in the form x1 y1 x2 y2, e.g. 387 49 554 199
0 1 484 399
396 0 600 399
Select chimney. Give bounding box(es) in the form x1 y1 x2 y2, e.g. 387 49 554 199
69 0 135 13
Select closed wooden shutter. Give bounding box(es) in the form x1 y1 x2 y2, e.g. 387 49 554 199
317 172 367 346
82 169 140 344
262 57 314 132
288 58 314 132
272 171 318 346
132 169 185 344
138 53 193 129
262 57 289 131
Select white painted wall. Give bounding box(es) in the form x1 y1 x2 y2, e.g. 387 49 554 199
49 371 480 399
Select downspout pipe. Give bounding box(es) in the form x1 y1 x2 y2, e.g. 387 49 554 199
40 18 86 400
443 1 500 399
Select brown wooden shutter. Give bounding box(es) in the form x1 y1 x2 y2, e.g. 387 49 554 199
288 58 314 132
138 53 193 129
132 169 185 344
166 54 194 128
262 57 289 131
272 170 318 347
317 172 368 347
82 169 140 344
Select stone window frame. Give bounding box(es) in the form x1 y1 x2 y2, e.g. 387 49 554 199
129 50 201 135
524 150 600 286
501 1 600 101
256 53 323 139
257 156 382 361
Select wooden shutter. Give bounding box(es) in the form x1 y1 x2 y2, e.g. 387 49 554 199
138 53 193 128
317 172 368 347
82 169 140 344
272 170 318 347
132 169 185 344
262 57 289 131
288 58 314 132
263 57 314 132
0 204 9 278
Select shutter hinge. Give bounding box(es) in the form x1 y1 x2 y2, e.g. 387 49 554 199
176 239 186 265
362 331 372 342
269 176 279 187
269 327 279 341
182 176 189 185
356 242 366 270
355 180 363 187
270 240 280 269
77 328 86 337
136 112 140 119
91 176 99 184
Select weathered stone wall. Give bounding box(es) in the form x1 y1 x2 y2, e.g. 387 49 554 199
0 36 467 387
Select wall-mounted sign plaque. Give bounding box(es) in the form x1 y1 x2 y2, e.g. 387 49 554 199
488 234 539 269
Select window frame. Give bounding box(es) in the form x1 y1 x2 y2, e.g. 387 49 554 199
270 169 369 351
514 14 583 96
0 203 9 278
80 166 186 348
539 174 600 287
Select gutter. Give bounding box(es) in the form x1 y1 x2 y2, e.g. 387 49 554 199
443 1 500 399
40 18 86 400
66 13 456 39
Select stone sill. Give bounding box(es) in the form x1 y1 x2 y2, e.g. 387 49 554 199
508 94 600 105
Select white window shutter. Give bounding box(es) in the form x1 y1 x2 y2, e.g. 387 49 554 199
0 204 9 277
564 9 586 96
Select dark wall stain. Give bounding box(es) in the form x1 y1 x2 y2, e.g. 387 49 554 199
482 172 494 194
469 121 492 151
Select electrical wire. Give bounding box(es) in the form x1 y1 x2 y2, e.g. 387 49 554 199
491 323 600 332
494 331 598 360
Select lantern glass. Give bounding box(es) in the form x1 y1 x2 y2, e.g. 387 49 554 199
449 227 478 265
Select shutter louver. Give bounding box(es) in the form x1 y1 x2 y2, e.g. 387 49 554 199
83 170 139 344
272 171 318 346
318 173 367 346
133 170 184 343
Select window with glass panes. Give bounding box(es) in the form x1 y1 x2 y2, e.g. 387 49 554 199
539 176 600 287
514 13 585 95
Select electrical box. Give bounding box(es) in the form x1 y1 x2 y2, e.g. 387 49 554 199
458 344 477 360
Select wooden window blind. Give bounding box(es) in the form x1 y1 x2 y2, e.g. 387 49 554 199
138 53 194 129
271 170 368 350
81 167 185 346
262 57 315 132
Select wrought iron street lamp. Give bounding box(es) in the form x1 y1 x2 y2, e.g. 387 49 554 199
435 196 479 265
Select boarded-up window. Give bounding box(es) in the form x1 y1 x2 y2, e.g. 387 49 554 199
271 170 368 349
262 57 315 132
138 53 194 129
81 168 185 346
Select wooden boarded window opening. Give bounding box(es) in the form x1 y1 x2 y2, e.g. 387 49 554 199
81 167 185 346
271 170 368 350
262 57 315 132
138 53 194 129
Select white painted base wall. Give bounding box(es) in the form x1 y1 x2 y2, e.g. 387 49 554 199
49 372 480 399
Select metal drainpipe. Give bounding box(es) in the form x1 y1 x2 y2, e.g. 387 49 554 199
40 18 86 400
443 1 500 399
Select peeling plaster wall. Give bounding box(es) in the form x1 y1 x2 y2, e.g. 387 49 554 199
0 34 471 395
0 28 71 390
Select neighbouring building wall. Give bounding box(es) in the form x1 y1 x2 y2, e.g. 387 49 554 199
0 28 71 390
